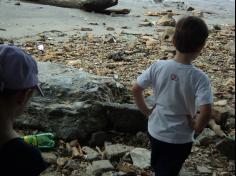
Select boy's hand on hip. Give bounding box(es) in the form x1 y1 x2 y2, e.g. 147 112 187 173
145 105 156 117
144 108 153 117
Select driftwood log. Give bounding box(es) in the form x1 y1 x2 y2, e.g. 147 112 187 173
22 0 118 12
101 9 131 15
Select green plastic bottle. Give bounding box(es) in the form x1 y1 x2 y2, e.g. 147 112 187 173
23 133 55 149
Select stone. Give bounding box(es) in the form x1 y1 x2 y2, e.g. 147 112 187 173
40 170 61 176
220 172 229 176
212 106 232 129
116 162 138 175
22 0 118 12
15 2 21 5
130 148 151 169
103 103 147 133
117 171 130 176
67 59 82 66
136 132 148 144
197 166 212 174
71 170 80 176
70 140 80 147
81 27 93 31
86 160 115 176
121 26 128 29
187 6 195 11
192 10 204 17
146 38 158 48
106 27 115 31
101 172 114 176
216 137 235 160
64 159 80 171
195 128 217 146
108 51 125 61
61 169 71 175
122 153 133 163
227 118 235 129
213 25 222 30
179 167 195 176
214 100 228 106
224 40 235 56
139 22 153 27
82 146 100 161
89 22 99 25
162 28 175 41
161 46 176 54
89 131 108 146
88 33 96 42
157 14 176 27
103 34 117 43
105 144 134 161
228 160 235 171
102 171 131 176
42 152 58 165
57 157 68 167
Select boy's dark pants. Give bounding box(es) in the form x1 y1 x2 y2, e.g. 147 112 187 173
149 134 193 176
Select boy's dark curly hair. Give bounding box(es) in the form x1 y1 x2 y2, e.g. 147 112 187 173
173 16 209 53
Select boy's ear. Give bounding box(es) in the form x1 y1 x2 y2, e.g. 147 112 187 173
195 43 205 53
16 90 33 106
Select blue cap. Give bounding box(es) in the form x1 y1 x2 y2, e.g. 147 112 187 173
0 45 44 96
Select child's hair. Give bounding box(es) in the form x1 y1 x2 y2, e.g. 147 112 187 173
173 16 209 53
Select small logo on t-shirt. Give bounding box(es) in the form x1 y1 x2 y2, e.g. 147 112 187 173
171 74 178 81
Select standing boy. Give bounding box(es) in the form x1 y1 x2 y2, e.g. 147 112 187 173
0 45 47 176
132 16 213 176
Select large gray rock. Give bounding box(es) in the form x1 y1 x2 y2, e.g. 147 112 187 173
179 167 196 176
103 103 147 133
157 14 176 27
105 144 134 161
194 128 217 146
22 0 118 12
15 62 147 141
86 160 115 176
82 146 100 161
36 62 127 103
130 148 151 169
41 152 58 165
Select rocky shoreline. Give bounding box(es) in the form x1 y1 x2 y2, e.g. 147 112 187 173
1 0 235 175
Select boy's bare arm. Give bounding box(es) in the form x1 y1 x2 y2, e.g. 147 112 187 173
188 104 212 133
132 83 152 117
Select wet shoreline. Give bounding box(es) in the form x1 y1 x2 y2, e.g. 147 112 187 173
0 0 235 40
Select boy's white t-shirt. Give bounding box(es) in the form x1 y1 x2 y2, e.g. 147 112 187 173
137 60 213 144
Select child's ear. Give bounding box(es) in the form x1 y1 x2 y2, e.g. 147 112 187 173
16 90 33 106
196 44 205 53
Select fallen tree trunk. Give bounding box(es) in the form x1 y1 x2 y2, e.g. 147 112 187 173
22 0 118 12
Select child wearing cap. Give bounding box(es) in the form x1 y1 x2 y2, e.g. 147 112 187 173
132 16 213 176
0 45 47 176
